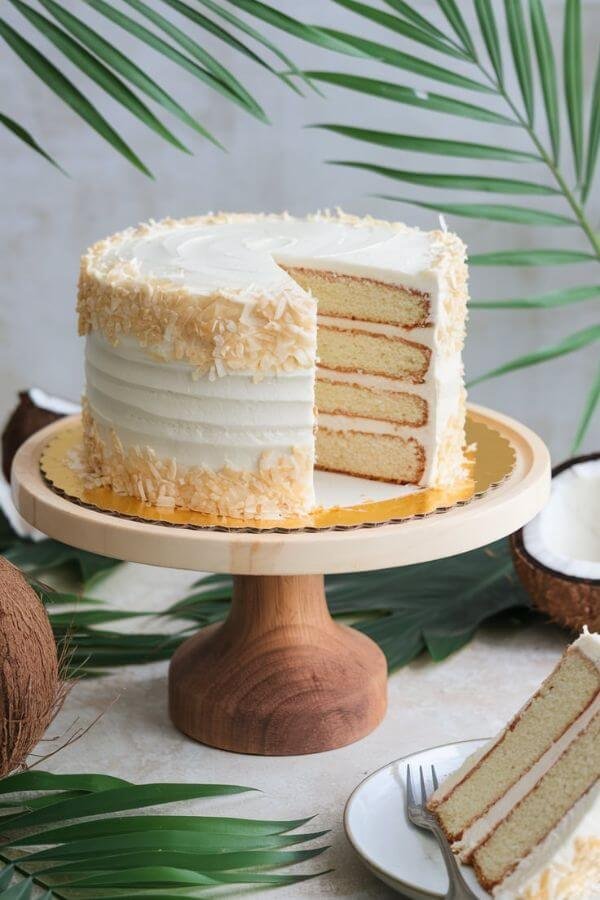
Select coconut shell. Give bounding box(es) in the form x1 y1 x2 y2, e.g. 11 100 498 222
511 530 600 633
0 556 61 776
2 391 65 482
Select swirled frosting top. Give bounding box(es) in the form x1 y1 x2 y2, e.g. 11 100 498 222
82 211 464 300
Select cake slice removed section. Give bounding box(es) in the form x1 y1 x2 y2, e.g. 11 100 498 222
428 631 600 844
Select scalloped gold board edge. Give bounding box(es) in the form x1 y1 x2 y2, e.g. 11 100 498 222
12 405 551 575
38 412 514 532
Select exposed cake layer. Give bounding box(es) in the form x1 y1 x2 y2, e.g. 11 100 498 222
494 785 600 899
315 377 427 426
458 687 600 861
316 428 425 484
473 710 600 891
282 266 431 326
429 642 600 842
317 322 431 383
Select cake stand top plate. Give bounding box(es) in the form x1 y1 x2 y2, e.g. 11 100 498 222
11 404 550 575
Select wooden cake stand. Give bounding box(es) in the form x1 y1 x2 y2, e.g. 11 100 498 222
11 405 550 756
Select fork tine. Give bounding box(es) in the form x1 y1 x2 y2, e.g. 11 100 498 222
406 765 415 809
419 765 428 806
431 764 439 791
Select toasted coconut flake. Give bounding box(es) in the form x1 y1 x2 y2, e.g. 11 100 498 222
81 402 313 520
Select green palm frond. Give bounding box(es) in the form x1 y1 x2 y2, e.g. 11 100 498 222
1 0 310 171
0 111 62 169
468 324 600 387
0 771 328 897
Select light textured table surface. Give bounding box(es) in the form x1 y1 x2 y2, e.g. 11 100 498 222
41 562 569 898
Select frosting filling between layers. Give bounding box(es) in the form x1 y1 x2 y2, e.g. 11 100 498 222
457 690 600 860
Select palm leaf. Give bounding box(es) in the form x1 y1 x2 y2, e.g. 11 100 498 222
572 361 600 453
470 248 596 265
10 0 190 154
474 0 503 82
470 284 600 308
194 0 311 94
434 0 477 59
382 0 457 46
0 112 62 170
504 0 535 123
84 0 250 129
469 324 600 386
223 0 363 55
330 161 556 193
311 124 541 162
42 0 220 145
330 0 468 60
582 51 600 201
377 195 577 226
151 0 268 119
314 30 493 92
529 0 560 163
0 16 150 175
3 538 119 588
0 772 327 896
563 0 584 183
306 73 517 125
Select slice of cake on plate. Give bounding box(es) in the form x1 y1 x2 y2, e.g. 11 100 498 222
428 628 600 898
78 211 468 520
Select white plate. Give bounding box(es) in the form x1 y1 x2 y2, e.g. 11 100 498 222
344 739 491 899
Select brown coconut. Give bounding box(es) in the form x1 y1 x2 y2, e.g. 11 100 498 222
511 453 600 633
0 556 61 776
2 389 75 482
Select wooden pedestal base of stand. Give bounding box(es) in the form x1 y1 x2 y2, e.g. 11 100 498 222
168 574 388 755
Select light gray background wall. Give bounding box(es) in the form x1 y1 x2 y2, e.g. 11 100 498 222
1 0 598 461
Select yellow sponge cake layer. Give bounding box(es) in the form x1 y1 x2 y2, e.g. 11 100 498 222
315 379 427 426
283 266 431 326
317 326 431 383
473 712 600 891
429 649 600 842
316 428 425 483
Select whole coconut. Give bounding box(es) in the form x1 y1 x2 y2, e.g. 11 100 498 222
0 556 61 776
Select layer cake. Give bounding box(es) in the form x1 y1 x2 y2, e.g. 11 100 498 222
78 212 468 519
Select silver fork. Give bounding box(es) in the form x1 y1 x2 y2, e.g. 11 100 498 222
405 764 479 900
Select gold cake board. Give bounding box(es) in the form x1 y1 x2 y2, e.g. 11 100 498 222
12 404 550 757
38 411 514 532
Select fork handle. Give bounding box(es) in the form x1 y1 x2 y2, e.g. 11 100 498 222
429 823 478 900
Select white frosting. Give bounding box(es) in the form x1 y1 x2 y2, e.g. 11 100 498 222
318 315 434 340
493 784 600 899
458 690 600 859
523 460 600 581
86 332 314 470
574 627 600 667
318 413 422 438
95 214 441 298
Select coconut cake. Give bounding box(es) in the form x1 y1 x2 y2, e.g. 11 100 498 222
428 628 600 898
78 211 468 520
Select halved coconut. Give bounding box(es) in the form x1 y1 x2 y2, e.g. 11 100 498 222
511 453 600 632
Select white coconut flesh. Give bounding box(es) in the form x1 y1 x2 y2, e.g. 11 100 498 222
523 459 600 581
28 387 80 416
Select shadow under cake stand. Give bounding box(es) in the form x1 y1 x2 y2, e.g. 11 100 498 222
12 404 550 756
